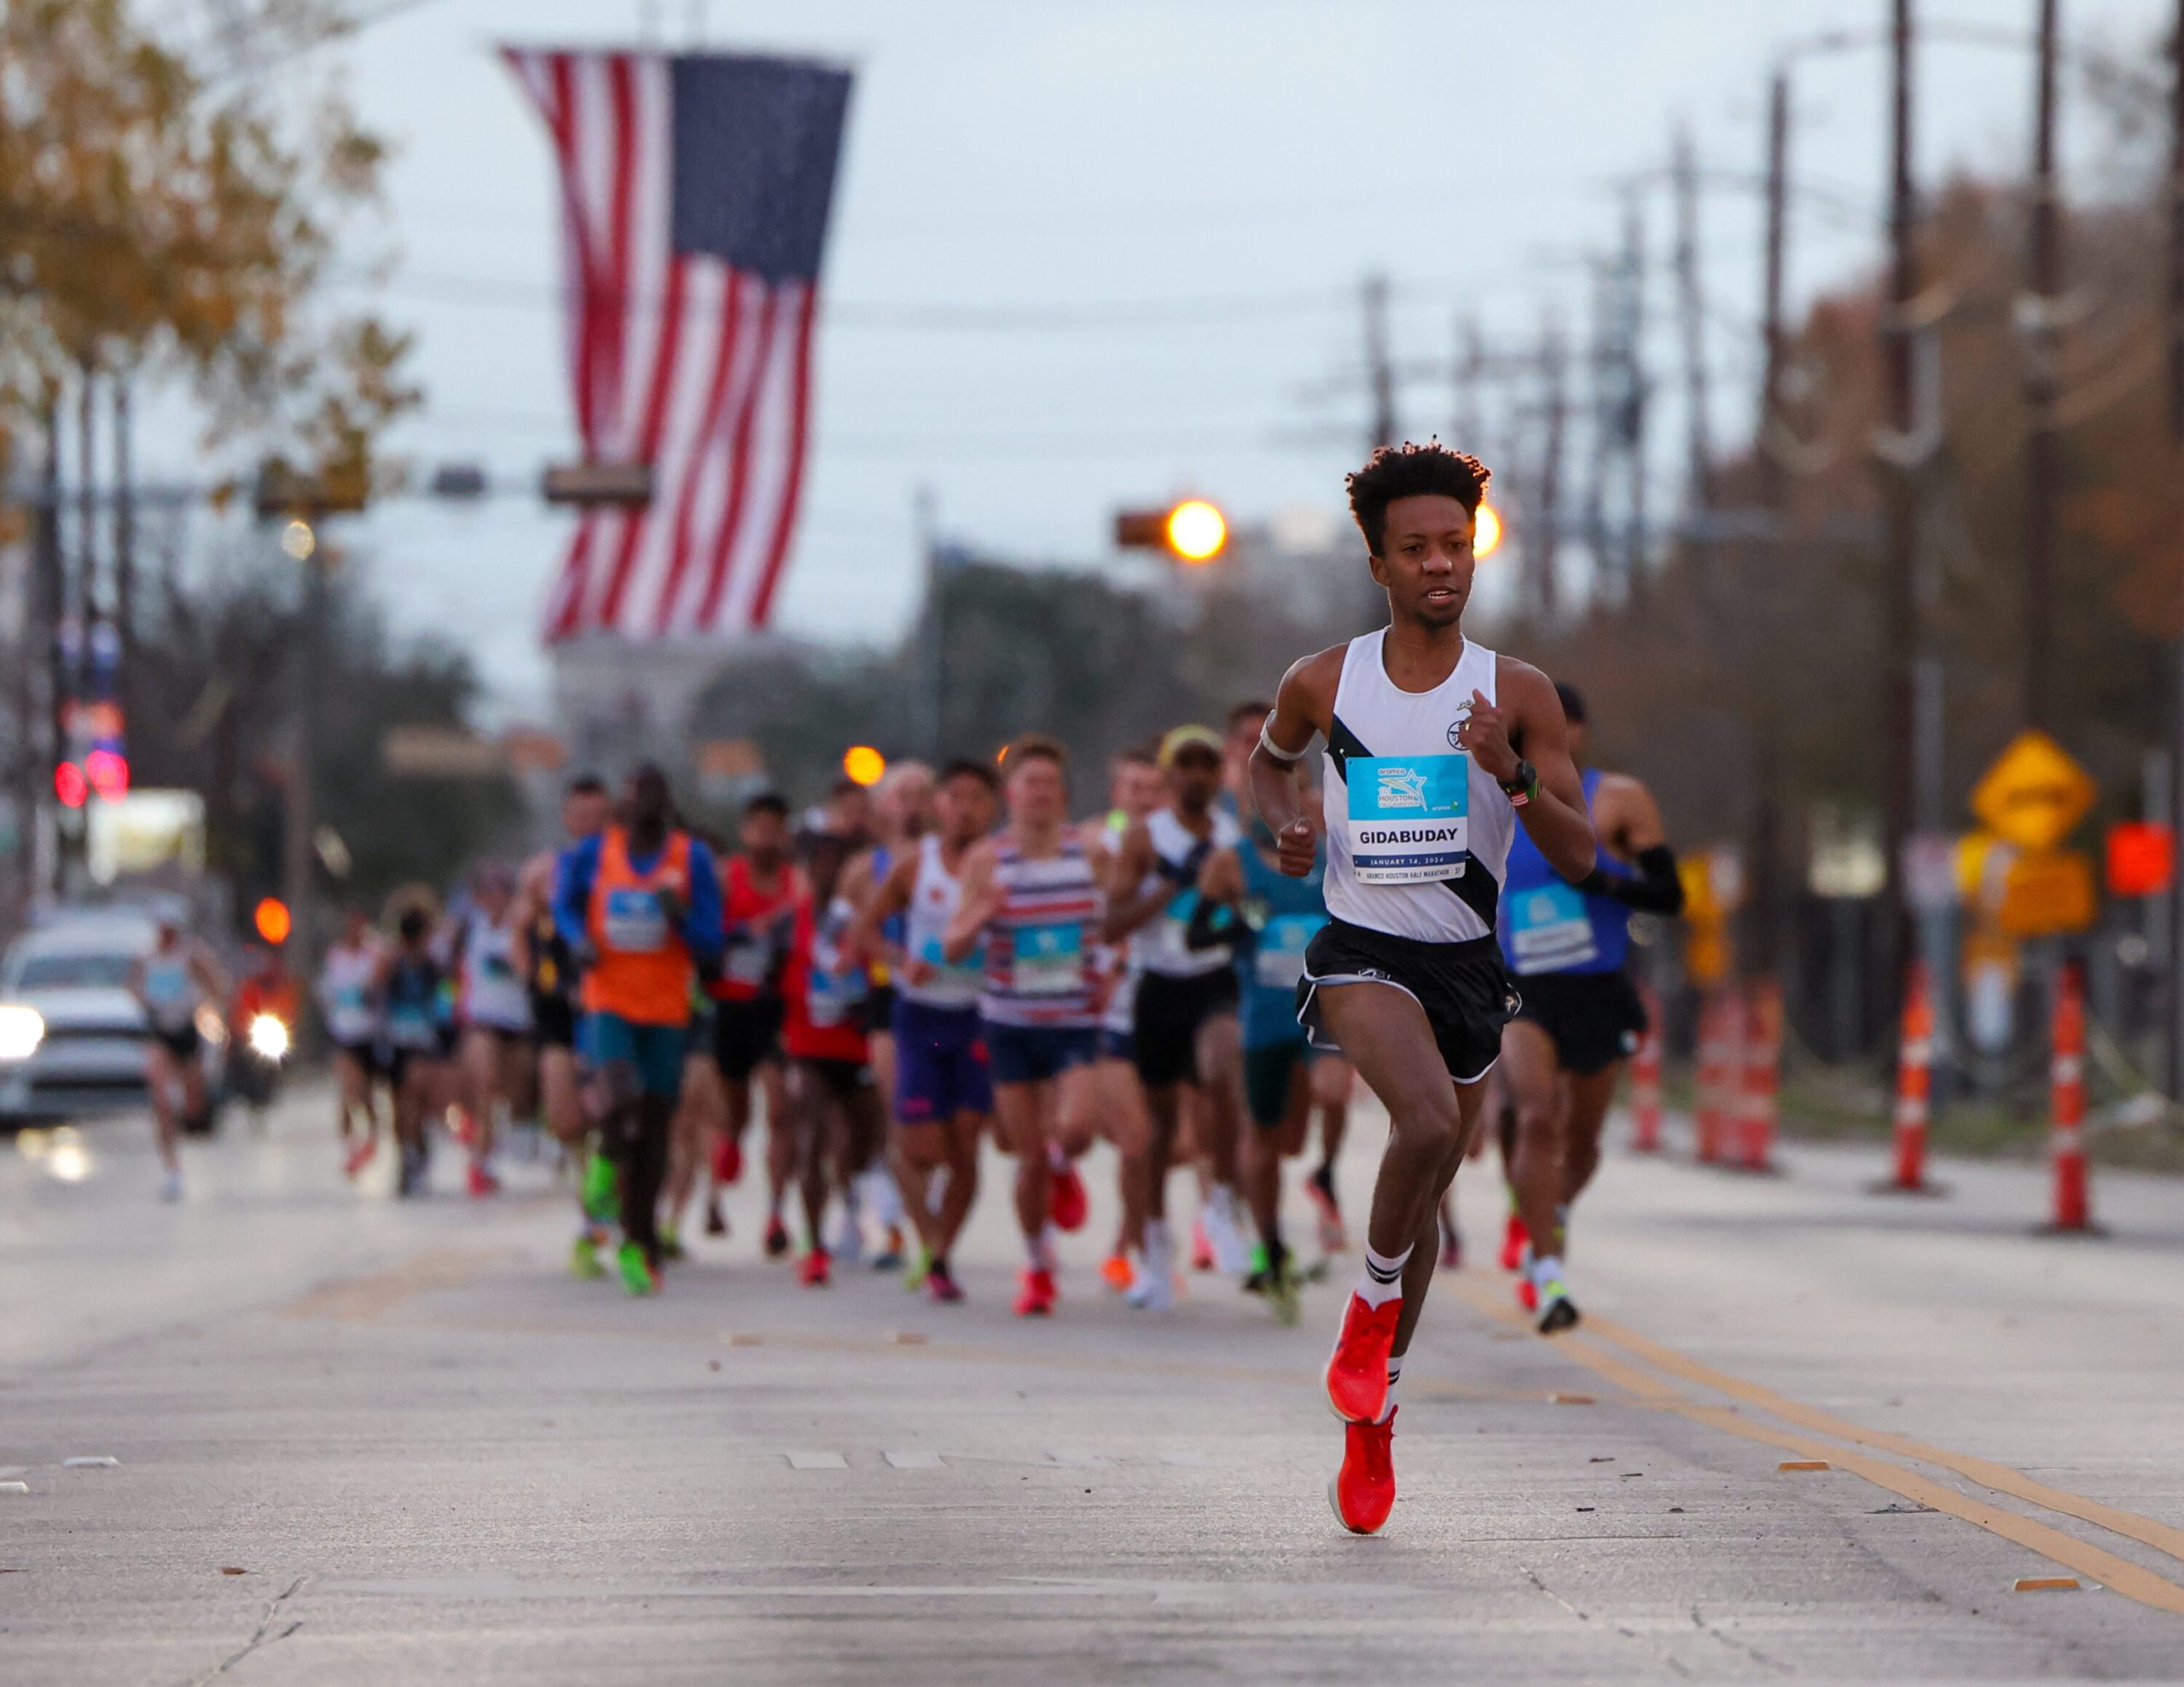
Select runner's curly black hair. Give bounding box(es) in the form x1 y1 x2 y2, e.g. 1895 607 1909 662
1345 440 1490 555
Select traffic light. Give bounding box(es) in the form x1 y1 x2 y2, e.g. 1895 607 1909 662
1474 501 1504 559
53 762 87 809
84 748 129 800
1115 498 1228 565
254 897 293 946
842 745 887 787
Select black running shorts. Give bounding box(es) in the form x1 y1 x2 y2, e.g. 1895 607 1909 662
530 990 577 1052
712 994 786 1083
1131 967 1240 1090
1510 970 1647 1076
1297 921 1513 1086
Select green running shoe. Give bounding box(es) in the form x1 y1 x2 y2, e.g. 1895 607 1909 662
1268 1259 1302 1328
570 1233 607 1279
582 1151 619 1226
659 1224 685 1262
618 1241 658 1296
903 1244 932 1292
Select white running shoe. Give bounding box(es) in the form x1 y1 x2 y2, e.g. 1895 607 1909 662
831 1209 865 1265
1125 1222 1176 1311
158 1168 183 1203
1202 1187 1252 1276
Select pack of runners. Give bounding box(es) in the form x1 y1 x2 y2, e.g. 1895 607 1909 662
283 439 1676 1538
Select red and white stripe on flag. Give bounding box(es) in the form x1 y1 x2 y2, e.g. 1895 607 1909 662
504 50 820 642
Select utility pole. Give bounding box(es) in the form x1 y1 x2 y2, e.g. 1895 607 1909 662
2023 0 2064 732
2166 0 2184 1097
915 485 944 759
112 375 136 739
1536 314 1568 623
1620 194 1649 596
1671 124 1714 513
1583 258 1614 606
1758 68 1792 513
1880 0 1920 1004
1362 273 1398 451
32 395 66 901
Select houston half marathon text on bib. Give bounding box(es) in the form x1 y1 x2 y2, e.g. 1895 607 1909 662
1345 753 1470 883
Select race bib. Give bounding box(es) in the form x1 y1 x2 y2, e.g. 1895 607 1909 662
602 888 668 954
1508 879 1598 973
1345 754 1470 884
917 934 985 988
1011 921 1083 996
1254 912 1325 990
805 964 865 1026
724 928 773 987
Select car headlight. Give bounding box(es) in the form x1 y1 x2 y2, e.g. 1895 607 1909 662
247 1013 291 1063
0 1004 45 1062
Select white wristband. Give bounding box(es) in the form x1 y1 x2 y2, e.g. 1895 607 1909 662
1258 720 1309 764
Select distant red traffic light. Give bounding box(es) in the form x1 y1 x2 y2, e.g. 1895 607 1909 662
53 762 88 809
84 748 129 799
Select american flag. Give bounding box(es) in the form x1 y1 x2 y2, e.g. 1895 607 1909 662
503 49 853 641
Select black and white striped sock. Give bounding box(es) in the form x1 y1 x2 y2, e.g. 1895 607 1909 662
1355 1243 1411 1310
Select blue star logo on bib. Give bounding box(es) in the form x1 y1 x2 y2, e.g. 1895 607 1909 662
1376 765 1429 809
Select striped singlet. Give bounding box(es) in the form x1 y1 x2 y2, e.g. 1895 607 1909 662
978 833 1105 1029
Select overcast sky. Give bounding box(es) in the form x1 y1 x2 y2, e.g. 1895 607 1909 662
199 0 2179 722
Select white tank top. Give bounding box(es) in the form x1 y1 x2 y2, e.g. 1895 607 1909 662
1094 821 1142 1035
1132 806 1244 979
319 942 382 1045
900 835 984 1012
462 911 533 1032
1321 629 1514 944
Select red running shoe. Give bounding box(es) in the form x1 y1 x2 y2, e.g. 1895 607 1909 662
1048 1160 1088 1232
799 1247 831 1288
1190 1219 1215 1272
712 1135 743 1186
1517 1274 1539 1313
1499 1212 1529 1273
1329 1407 1397 1534
1323 1292 1403 1423
342 1137 378 1180
926 1263 964 1303
1013 1267 1057 1317
466 1162 500 1199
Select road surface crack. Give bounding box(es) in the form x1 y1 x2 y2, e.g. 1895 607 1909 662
1519 1564 1693 1678
179 1575 305 1685
1691 1602 1791 1673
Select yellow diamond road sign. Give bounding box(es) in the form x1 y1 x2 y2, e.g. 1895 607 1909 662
1971 730 2096 853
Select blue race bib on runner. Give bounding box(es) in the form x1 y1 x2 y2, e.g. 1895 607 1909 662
602 888 668 954
1507 878 1598 973
1011 922 1083 996
1345 754 1469 884
1254 911 1326 989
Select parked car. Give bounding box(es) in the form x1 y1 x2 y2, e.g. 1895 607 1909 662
0 910 227 1130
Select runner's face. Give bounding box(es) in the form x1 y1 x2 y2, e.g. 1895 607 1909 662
1168 750 1221 811
881 774 935 837
741 810 787 860
564 791 611 840
1121 762 1165 818
1370 493 1476 629
938 774 996 844
1007 757 1066 829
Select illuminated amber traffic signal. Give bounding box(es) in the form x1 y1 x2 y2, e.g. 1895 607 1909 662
1473 501 1503 559
1115 499 1229 564
842 745 887 786
254 897 293 946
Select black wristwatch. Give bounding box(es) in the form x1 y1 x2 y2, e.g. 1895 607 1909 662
1498 759 1540 806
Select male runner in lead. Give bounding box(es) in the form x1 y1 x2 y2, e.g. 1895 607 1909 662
1251 443 1595 1536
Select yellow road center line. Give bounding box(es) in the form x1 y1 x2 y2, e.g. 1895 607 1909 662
1580 1310 2184 1570
1449 1276 2184 1618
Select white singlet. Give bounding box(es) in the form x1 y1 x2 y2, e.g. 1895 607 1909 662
1320 629 1515 944
900 834 984 1012
318 942 383 1046
1132 806 1244 980
462 911 533 1034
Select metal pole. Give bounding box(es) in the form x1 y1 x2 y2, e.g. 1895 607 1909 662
33 394 66 901
1362 274 1398 451
2024 0 2064 732
1621 193 1649 597
282 553 324 983
1536 316 1567 623
1881 0 1920 1023
2166 0 2184 1098
1672 125 1713 512
112 375 136 738
1759 68 1791 513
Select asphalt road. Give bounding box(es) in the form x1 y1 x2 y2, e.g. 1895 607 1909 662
4 1083 2184 1684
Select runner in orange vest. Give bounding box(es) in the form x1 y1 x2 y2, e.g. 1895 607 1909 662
554 764 724 1296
